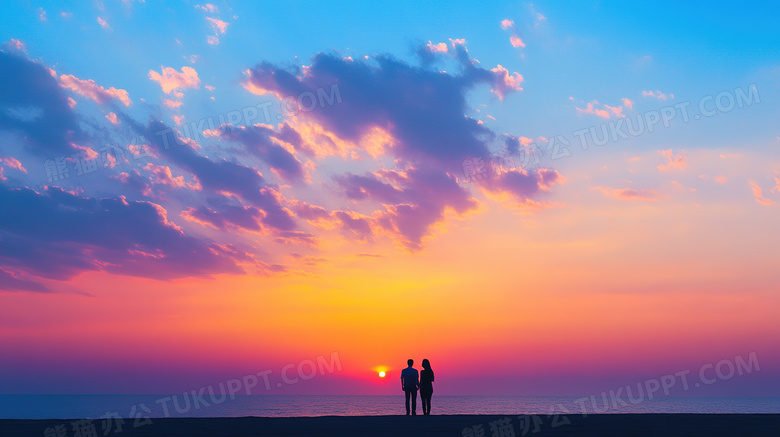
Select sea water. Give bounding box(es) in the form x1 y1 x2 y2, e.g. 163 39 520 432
0 395 778 419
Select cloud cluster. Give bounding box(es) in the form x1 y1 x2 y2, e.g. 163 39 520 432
148 66 201 95
242 46 558 249
0 184 251 288
0 43 563 291
60 74 132 106
0 52 81 155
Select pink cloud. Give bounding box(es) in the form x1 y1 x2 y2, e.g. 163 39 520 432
500 19 515 30
426 41 448 53
591 186 662 201
60 74 132 106
449 38 466 48
205 17 229 34
657 149 687 171
172 115 185 125
207 35 220 45
604 104 625 117
642 90 674 100
622 98 634 110
195 4 219 13
97 17 111 31
105 112 120 125
4 39 26 53
748 181 774 206
509 35 526 48
38 8 47 21
144 163 201 191
576 102 611 119
772 177 780 194
163 99 183 109
148 66 200 94
490 65 524 100
0 157 27 173
574 98 627 119
530 4 546 27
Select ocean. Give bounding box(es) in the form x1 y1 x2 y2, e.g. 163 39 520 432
0 395 778 419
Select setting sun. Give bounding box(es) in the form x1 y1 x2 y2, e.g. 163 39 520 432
378 371 386 378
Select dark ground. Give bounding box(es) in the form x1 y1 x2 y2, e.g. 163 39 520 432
2 414 779 436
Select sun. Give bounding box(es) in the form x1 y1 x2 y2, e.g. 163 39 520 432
378 371 386 378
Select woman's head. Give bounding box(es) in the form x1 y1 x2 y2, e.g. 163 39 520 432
422 359 431 370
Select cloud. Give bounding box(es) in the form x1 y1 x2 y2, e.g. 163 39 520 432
3 39 26 53
642 90 674 100
105 112 120 125
0 52 81 155
575 101 611 119
0 157 27 173
530 4 547 27
573 98 628 119
657 149 686 171
182 203 264 233
205 17 229 34
478 167 564 207
240 47 559 249
243 50 522 169
748 180 774 206
60 74 132 106
205 123 306 183
38 8 47 21
0 184 251 281
490 65 524 99
337 167 478 249
426 41 448 53
163 99 182 109
590 186 663 201
332 210 374 242
510 36 526 48
195 4 219 13
123 117 299 233
500 18 526 48
143 163 200 191
148 66 200 94
97 16 111 31
0 268 51 293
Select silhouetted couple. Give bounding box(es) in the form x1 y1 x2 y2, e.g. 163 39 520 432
400 358 434 415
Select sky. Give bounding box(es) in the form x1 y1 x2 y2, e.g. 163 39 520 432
0 1 779 397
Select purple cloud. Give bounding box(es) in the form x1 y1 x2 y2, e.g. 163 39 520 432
0 183 249 283
0 52 81 156
207 123 306 183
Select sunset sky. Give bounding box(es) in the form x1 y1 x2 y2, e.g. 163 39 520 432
1 1 778 397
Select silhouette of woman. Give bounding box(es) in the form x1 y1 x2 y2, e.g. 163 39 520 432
420 359 434 415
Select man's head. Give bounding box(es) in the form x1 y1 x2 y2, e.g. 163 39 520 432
407 359 414 367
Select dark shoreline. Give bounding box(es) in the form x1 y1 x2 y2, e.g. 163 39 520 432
3 414 780 436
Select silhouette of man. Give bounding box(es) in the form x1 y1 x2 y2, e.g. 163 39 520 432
400 358 419 415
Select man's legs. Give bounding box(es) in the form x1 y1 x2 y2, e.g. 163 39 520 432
410 389 417 415
404 390 411 415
